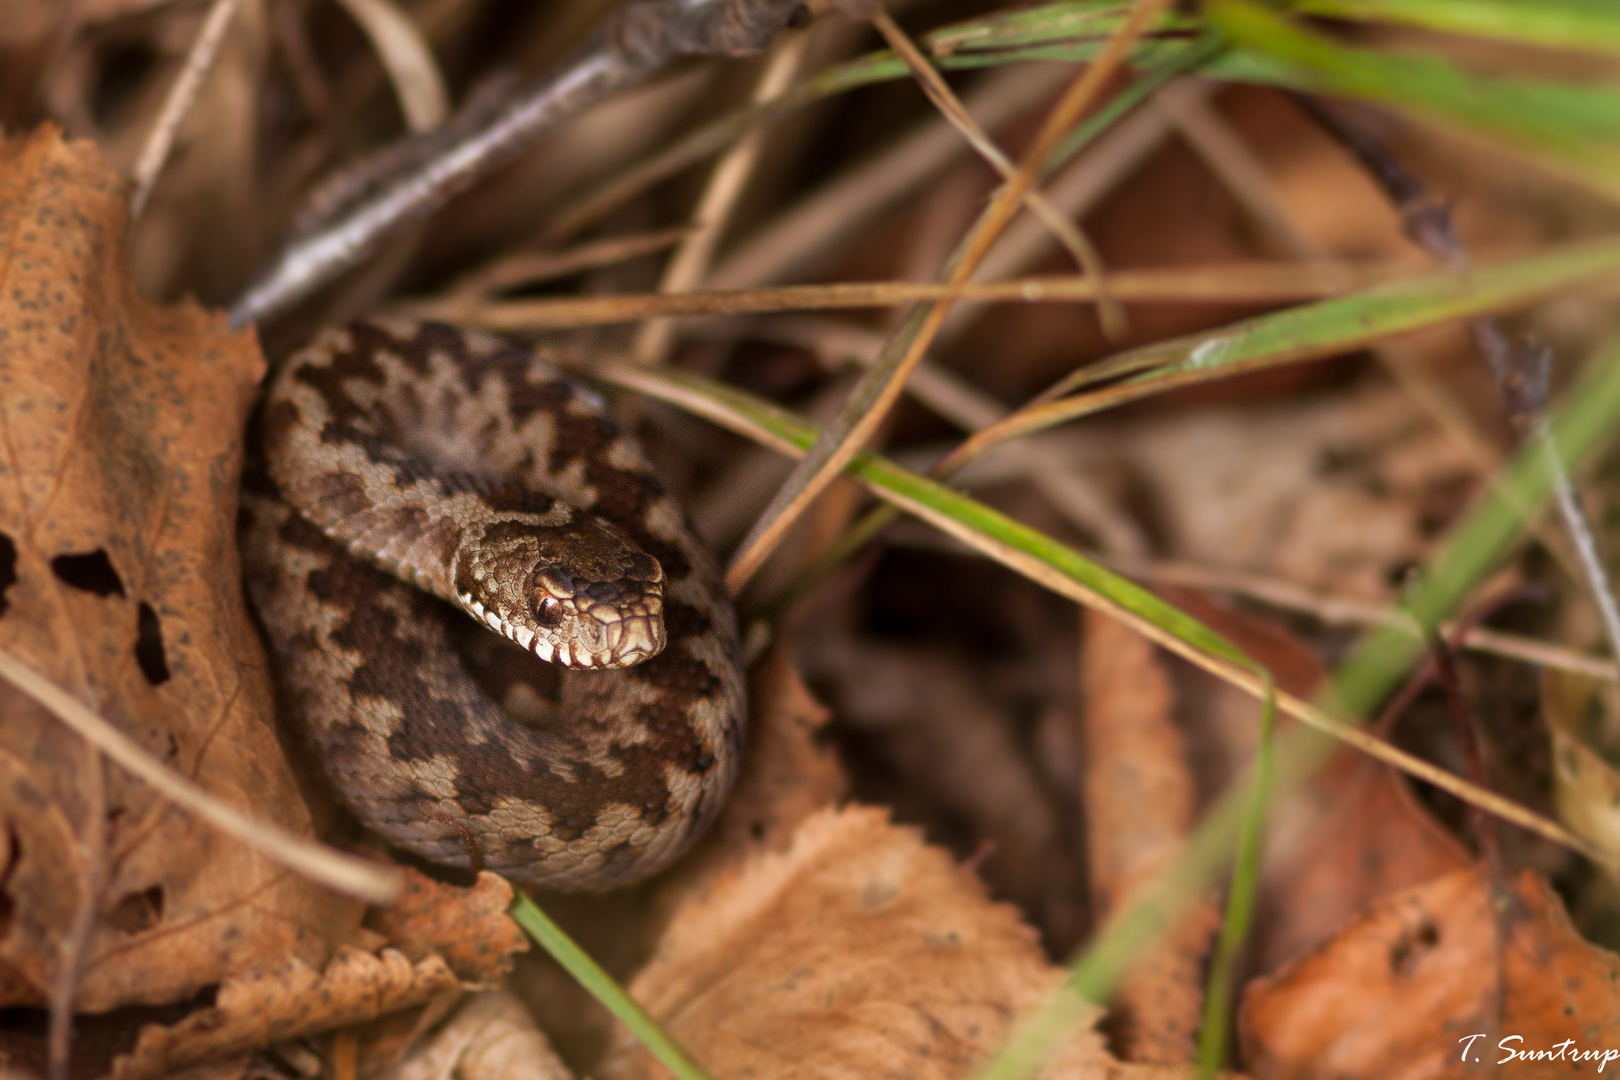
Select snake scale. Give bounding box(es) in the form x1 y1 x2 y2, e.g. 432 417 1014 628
240 317 745 889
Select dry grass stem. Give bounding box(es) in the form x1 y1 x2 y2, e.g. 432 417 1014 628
446 226 694 297
602 358 1614 870
708 63 1075 289
869 9 1126 337
721 0 1176 594
397 260 1397 327
332 0 449 132
634 32 809 365
129 0 243 222
1100 555 1620 681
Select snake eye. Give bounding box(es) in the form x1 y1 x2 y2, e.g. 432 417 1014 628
534 595 565 627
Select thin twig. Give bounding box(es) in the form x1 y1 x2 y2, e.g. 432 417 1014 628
0 648 401 904
228 0 805 329
1298 97 1620 687
129 0 242 222
445 226 694 298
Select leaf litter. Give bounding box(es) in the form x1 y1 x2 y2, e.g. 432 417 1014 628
5 2 1620 1079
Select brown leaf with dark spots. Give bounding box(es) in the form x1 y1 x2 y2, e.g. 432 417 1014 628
367 870 528 986
1240 866 1620 1080
1164 589 1468 971
0 124 360 1012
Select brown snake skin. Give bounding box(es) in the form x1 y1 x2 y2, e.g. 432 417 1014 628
240 318 744 889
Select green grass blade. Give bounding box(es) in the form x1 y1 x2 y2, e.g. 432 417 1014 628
1291 0 1620 59
509 892 716 1080
1197 682 1275 1078
595 337 1620 1080
977 338 1620 1080
1007 234 1620 445
1207 0 1620 199
1335 340 1620 715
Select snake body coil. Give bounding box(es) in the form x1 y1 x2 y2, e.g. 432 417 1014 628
241 318 744 889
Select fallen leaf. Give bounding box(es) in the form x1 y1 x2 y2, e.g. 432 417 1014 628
0 125 360 1013
1165 589 1469 971
1081 610 1219 1065
367 871 529 986
598 805 1115 1080
1543 670 1620 863
111 946 460 1080
1053 382 1481 604
799 630 1085 948
1240 866 1620 1080
384 991 572 1080
506 646 847 1073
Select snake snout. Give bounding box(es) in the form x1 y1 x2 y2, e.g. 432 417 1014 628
524 567 666 669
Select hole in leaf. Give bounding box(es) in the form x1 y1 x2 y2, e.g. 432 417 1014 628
135 603 170 686
0 533 14 617
107 886 164 935
51 550 125 597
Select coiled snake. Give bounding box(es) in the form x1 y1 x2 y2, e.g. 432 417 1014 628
240 318 744 889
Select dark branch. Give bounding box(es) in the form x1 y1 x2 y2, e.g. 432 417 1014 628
229 0 807 330
1292 95 1548 428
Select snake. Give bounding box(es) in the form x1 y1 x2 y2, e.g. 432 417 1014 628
239 317 745 890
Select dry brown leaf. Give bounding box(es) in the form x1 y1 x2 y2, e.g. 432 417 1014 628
367 871 529 986
507 646 847 1072
383 991 572 1080
1081 610 1219 1065
0 125 361 1013
1544 671 1620 861
1046 382 1480 605
1164 590 1469 972
1240 866 1620 1080
798 631 1085 947
598 805 1115 1080
111 945 460 1080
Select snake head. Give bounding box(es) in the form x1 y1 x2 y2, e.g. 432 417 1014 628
453 515 666 668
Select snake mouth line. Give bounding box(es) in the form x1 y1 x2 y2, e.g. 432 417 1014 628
459 592 620 668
